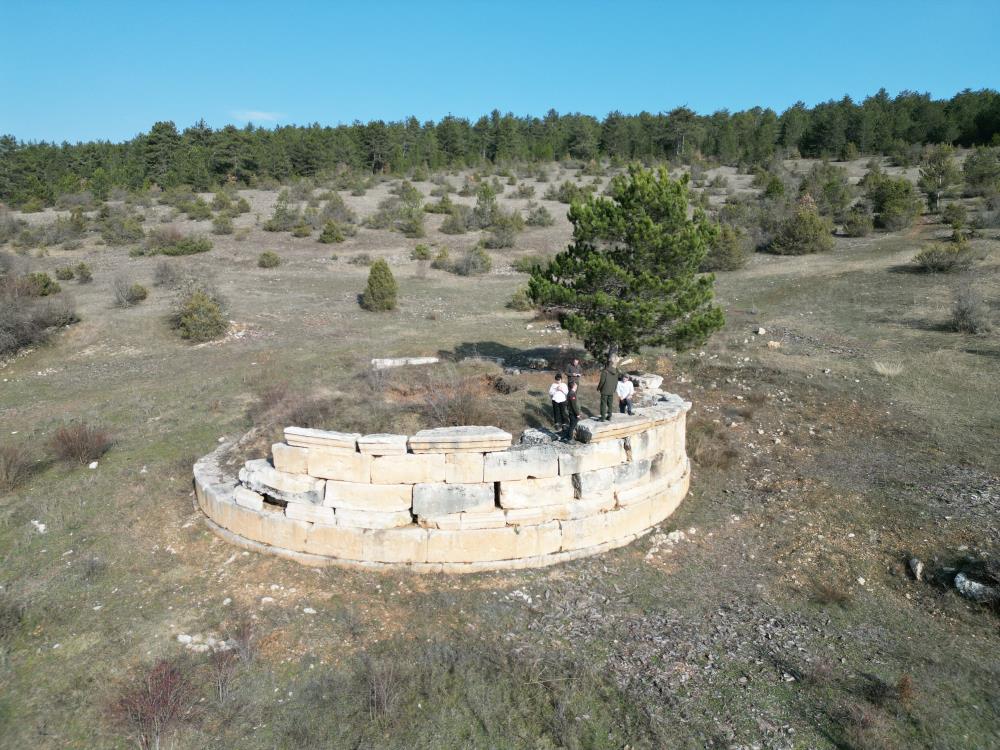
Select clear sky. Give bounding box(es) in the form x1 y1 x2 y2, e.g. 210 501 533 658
2 0 998 144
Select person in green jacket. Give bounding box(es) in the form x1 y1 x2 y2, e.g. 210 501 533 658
597 362 618 421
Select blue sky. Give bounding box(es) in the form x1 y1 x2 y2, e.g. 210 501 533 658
2 0 998 143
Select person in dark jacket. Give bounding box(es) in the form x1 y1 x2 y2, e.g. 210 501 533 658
564 381 581 440
596 362 618 421
567 358 583 388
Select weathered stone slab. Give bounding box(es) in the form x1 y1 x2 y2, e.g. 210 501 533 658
335 508 412 529
409 426 512 453
371 453 446 484
559 500 651 551
239 459 326 505
572 466 616 499
233 486 265 511
324 481 412 512
307 448 371 483
362 527 428 563
504 505 571 526
614 458 652 491
444 452 485 484
574 415 652 443
285 502 336 524
284 426 360 451
483 445 559 482
272 443 309 474
557 440 627 475
426 524 554 563
412 482 495 517
357 433 409 456
371 356 439 370
519 427 559 445
305 522 365 558
565 494 616 519
418 509 508 530
259 512 311 552
623 429 663 462
498 475 575 509
635 373 663 391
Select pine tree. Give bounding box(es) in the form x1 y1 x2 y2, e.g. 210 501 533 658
918 145 960 212
361 259 398 311
528 165 724 360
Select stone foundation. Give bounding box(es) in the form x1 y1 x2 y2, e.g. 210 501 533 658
193 389 691 573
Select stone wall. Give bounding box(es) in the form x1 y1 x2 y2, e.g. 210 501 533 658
193 391 691 573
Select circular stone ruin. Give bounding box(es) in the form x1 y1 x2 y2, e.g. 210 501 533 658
193 379 691 572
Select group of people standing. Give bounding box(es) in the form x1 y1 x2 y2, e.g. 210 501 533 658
548 358 637 441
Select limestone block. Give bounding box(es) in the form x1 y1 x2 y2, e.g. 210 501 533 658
271 443 309 474
560 500 651 551
498 475 575 509
445 452 485 484
335 508 412 529
233 486 265 511
259 512 310 552
483 445 559 482
519 427 559 445
412 482 495 517
565 494 616 519
409 426 512 453
572 466 616 499
371 356 439 370
370 453 445 484
307 448 371 483
649 466 689 526
305 522 365 559
504 505 571 526
575 415 651 443
418 509 507 530
284 426 360 451
363 527 429 563
217 496 266 541
636 373 663 391
324 480 412 512
285 502 336 525
623 430 662 462
239 458 326 505
357 433 409 455
557 440 627 475
426 526 519 563
614 458 652 491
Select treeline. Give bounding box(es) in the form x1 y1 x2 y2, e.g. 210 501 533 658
1 87 999 207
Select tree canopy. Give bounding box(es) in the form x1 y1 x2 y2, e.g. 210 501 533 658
528 165 724 360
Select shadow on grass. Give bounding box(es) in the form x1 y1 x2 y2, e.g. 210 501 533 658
438 341 587 369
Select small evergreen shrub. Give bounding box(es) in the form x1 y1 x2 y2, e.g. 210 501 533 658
181 197 212 220
24 272 61 296
543 180 594 204
211 215 233 235
360 259 398 311
258 251 281 268
768 201 834 255
113 276 147 307
318 221 345 243
152 261 180 288
702 224 749 271
348 253 373 266
74 262 93 283
507 286 534 311
842 204 874 237
513 184 536 199
100 213 145 245
160 235 212 256
423 194 455 214
452 246 492 276
440 207 471 234
291 223 312 238
263 193 301 232
171 289 228 341
55 267 75 281
941 202 968 229
411 244 432 261
430 249 450 269
525 202 555 227
912 243 973 273
865 172 923 230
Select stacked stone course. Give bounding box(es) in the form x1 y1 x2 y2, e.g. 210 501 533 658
195 387 691 572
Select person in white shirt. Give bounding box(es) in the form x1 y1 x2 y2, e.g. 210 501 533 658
616 374 635 415
548 373 569 429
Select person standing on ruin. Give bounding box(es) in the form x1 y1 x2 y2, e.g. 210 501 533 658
616 373 635 415
548 373 569 430
567 357 583 388
597 361 618 421
564 381 581 441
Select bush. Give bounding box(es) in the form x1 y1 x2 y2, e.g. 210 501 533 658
360 259 398 311
263 193 301 232
543 180 594 204
430 248 450 270
768 202 834 255
941 202 968 229
257 251 281 268
180 197 212 220
55 266 75 281
912 243 973 273
842 204 874 237
318 221 345 243
423 194 455 214
348 253 373 266
291 223 312 238
171 289 228 342
142 228 212 256
110 659 196 750
152 261 180 288
0 444 35 493
113 277 148 308
701 224 749 271
74 262 93 283
864 172 922 230
525 202 555 227
951 283 991 333
512 184 536 199
24 272 61 296
483 210 523 249
49 423 113 463
799 162 854 219
211 215 233 235
452 246 492 276
962 146 1000 196
411 244 432 261
440 207 471 234
100 211 144 245
507 286 534 311
470 184 498 229
512 254 552 274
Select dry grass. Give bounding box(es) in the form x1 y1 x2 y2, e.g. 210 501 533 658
686 419 739 469
0 444 35 493
48 424 113 464
872 359 905 377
